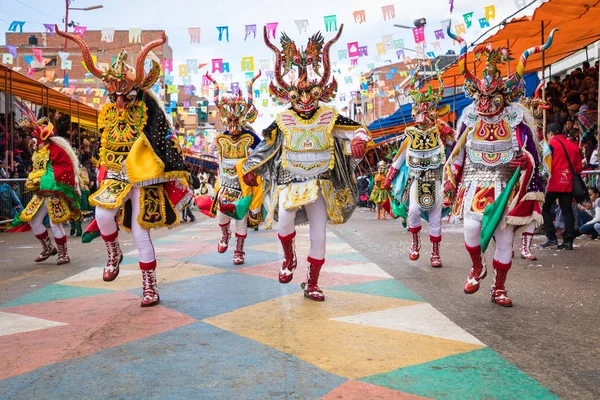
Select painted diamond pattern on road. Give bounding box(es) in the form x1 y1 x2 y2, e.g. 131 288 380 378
0 219 557 398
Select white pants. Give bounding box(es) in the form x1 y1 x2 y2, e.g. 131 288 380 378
217 211 248 236
29 198 66 239
95 187 155 263
277 186 327 260
464 218 513 264
407 179 442 237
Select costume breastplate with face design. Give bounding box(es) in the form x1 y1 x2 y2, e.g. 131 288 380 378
277 106 337 178
405 126 445 171
464 104 522 168
98 101 148 173
216 133 254 189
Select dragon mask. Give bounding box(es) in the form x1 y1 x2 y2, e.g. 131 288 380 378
409 61 449 129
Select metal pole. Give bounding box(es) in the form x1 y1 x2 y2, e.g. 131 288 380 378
507 40 511 76
3 68 9 177
585 46 589 63
63 0 69 86
9 69 14 172
541 22 547 136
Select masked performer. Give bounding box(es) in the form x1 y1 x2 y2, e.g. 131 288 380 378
385 62 455 267
370 161 389 220
9 104 81 265
242 25 370 301
517 82 551 261
204 72 262 265
57 27 192 307
444 28 555 307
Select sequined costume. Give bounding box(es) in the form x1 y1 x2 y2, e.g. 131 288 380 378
204 72 262 265
242 25 370 301
444 28 556 307
518 82 552 260
369 161 389 219
57 27 192 307
385 62 455 267
9 103 81 265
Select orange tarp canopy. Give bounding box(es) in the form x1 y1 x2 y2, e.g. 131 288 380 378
0 63 98 129
441 0 600 86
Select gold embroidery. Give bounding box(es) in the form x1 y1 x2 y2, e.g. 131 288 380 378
99 101 148 172
89 179 132 209
216 134 254 160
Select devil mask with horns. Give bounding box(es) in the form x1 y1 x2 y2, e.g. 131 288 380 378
447 26 558 117
410 61 450 129
205 71 262 136
264 25 342 118
55 25 165 111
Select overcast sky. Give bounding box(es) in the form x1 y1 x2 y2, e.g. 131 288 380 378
1 0 543 130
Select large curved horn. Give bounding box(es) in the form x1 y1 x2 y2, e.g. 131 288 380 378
506 28 558 89
318 24 344 87
204 72 220 106
446 25 478 88
263 26 291 90
410 62 421 92
534 79 545 99
55 24 104 79
135 32 167 86
247 70 262 106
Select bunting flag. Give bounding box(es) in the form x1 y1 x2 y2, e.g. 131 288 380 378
449 0 455 13
43 24 55 37
376 43 386 56
259 59 270 70
8 21 26 33
434 29 445 40
262 99 269 107
358 46 368 57
413 27 426 44
344 76 353 84
217 26 229 42
485 5 496 21
324 15 337 32
244 71 254 80
265 22 278 39
514 0 527 6
241 56 254 71
189 28 201 43
64 72 69 88
167 85 178 94
6 45 17 57
479 18 490 28
23 55 35 65
222 62 230 73
178 64 189 77
164 75 174 85
231 82 240 92
294 20 309 34
463 12 474 28
427 51 436 58
186 59 198 74
382 35 394 50
367 63 375 69
351 58 359 66
353 10 366 24
245 24 257 40
454 23 467 35
129 28 142 43
432 41 442 51
73 26 87 37
396 49 405 59
2 53 14 64
338 50 348 60
348 42 359 58
32 48 43 63
101 28 115 42
63 60 72 70
381 5 395 21
161 59 173 74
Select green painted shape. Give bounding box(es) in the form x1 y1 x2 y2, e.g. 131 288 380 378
1 284 114 308
329 279 424 302
360 347 558 400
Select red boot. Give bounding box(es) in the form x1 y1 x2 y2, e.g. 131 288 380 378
55 236 70 265
521 233 537 261
491 259 513 307
233 233 246 265
101 231 123 282
34 231 57 262
430 235 442 268
218 222 231 253
464 244 487 294
278 232 297 283
140 260 160 307
409 226 421 260
301 257 325 301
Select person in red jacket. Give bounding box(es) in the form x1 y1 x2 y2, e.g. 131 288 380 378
540 123 583 250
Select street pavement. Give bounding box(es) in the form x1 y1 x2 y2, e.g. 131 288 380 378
0 209 597 399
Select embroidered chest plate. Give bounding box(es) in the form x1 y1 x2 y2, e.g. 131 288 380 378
467 120 516 167
99 102 147 172
405 126 444 170
278 107 337 177
217 134 254 187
